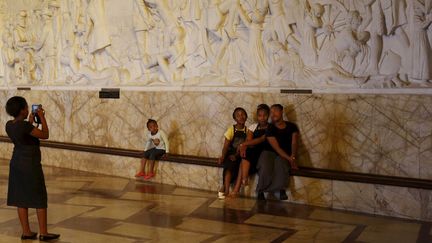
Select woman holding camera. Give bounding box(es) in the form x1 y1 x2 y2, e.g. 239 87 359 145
5 96 59 241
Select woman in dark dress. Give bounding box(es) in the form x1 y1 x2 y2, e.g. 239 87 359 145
229 104 270 197
5 96 59 241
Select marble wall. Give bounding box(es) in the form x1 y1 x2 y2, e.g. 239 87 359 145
1 0 432 89
1 90 431 220
0 90 431 180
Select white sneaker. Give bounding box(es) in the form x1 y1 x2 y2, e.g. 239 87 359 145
218 191 225 200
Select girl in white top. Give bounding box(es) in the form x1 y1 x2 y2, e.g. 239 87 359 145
135 119 169 180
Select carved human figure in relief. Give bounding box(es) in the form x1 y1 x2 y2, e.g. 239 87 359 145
133 0 155 80
336 11 363 74
13 11 37 84
201 0 243 76
408 0 432 83
317 11 362 76
237 0 269 83
175 0 208 80
299 3 324 67
34 9 57 84
369 0 409 76
144 26 187 83
354 31 372 76
1 31 17 84
85 0 120 69
265 0 292 45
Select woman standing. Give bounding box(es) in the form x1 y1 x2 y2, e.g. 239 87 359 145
5 96 59 241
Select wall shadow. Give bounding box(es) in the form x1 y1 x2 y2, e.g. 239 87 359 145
285 103 312 168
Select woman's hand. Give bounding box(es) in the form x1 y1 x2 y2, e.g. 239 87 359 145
239 144 247 158
37 107 46 120
161 153 168 160
28 112 35 124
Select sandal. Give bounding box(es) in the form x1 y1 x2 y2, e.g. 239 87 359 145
135 172 145 177
218 191 226 199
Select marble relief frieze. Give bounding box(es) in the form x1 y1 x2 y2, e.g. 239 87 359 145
0 0 431 89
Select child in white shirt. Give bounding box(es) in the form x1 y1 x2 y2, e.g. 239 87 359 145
135 119 169 180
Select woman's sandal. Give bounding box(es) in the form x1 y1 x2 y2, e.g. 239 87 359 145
39 233 60 241
21 232 37 240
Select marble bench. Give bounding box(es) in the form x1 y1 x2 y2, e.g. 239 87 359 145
1 136 432 221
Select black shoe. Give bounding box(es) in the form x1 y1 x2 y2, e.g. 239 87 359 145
21 232 37 240
257 192 266 201
280 190 288 200
39 233 60 241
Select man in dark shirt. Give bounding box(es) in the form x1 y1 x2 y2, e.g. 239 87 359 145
256 104 299 201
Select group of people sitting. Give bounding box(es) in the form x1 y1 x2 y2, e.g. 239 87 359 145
136 104 299 201
4 96 299 241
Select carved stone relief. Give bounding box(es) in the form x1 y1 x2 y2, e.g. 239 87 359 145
0 0 431 88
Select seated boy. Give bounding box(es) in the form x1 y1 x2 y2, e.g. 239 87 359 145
135 119 169 180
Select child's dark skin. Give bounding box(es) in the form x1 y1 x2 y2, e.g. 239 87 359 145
138 122 167 176
218 109 247 195
230 109 269 197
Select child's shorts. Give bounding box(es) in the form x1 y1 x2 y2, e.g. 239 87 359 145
143 148 166 160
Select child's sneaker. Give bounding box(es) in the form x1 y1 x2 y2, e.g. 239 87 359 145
135 172 145 177
144 173 155 180
218 191 226 200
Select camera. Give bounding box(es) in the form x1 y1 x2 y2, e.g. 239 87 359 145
32 104 42 124
32 104 41 114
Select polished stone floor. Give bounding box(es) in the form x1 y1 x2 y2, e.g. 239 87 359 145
0 160 430 243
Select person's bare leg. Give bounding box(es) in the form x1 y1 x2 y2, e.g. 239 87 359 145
148 160 155 174
241 160 251 185
17 208 32 235
231 167 243 196
224 170 232 195
139 158 147 174
36 208 48 235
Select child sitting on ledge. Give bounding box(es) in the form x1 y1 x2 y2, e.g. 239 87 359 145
217 107 248 199
135 119 169 180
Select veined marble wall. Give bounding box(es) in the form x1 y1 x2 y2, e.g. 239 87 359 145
0 90 431 181
1 0 432 89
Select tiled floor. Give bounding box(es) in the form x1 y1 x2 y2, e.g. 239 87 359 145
0 160 430 243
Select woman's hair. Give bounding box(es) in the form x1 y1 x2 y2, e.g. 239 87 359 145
257 104 270 114
147 119 157 127
232 107 248 120
6 96 27 118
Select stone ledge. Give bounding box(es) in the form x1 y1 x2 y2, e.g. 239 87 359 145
1 136 432 190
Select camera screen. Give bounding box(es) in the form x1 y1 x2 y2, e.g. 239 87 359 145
32 105 39 113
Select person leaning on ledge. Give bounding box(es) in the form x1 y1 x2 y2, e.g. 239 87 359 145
256 104 299 201
4 96 60 241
